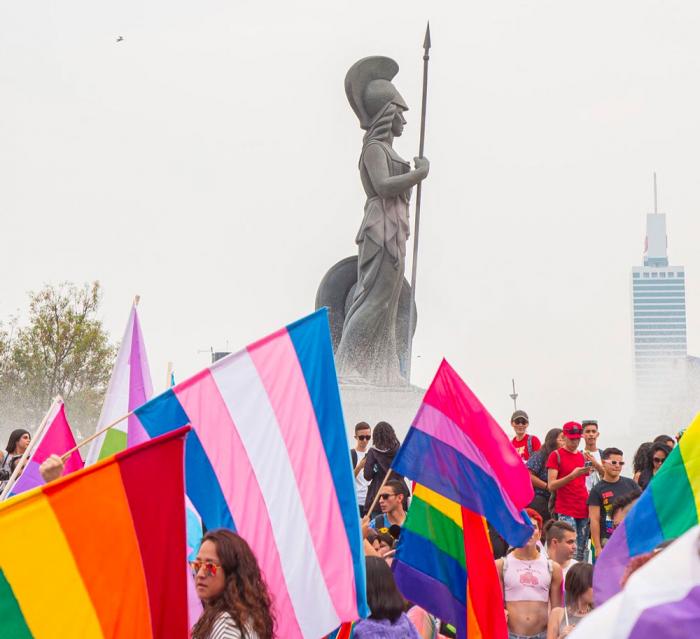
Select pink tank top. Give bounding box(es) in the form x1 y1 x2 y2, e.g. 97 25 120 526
503 552 552 603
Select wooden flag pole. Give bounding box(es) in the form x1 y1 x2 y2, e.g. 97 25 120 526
364 469 395 518
60 410 132 462
0 396 61 500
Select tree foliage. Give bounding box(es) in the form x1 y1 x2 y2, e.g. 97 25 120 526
0 282 115 439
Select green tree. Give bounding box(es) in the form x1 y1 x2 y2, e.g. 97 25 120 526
0 282 115 439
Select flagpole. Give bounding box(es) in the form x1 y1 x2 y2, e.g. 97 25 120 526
60 410 132 462
0 396 61 500
406 22 431 384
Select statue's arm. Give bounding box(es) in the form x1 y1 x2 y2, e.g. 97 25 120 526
363 144 429 198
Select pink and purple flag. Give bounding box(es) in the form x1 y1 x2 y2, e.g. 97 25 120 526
131 308 368 638
9 399 84 496
392 359 535 547
85 300 153 465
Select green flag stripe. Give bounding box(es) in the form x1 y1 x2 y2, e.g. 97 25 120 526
403 496 466 568
98 428 127 460
0 569 34 638
650 450 699 538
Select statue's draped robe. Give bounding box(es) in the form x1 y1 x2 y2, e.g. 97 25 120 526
336 140 411 386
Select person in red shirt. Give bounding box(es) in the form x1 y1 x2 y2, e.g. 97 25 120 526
510 409 541 461
546 421 591 562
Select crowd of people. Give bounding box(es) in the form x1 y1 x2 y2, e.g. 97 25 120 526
0 411 685 639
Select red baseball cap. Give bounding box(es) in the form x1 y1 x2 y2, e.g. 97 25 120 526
562 421 583 439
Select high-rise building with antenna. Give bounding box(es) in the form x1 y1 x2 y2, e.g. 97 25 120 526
631 174 688 430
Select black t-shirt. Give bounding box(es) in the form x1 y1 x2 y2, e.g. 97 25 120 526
587 477 638 540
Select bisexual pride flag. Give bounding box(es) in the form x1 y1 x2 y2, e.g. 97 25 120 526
132 309 368 638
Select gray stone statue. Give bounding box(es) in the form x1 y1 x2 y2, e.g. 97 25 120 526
330 56 430 386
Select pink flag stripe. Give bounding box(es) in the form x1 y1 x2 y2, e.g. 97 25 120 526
248 329 358 621
209 350 342 637
10 403 83 496
174 369 302 638
412 402 522 519
424 359 533 508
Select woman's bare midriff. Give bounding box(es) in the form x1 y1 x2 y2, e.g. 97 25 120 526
506 600 549 636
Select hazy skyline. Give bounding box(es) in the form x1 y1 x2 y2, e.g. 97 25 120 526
3 1 700 442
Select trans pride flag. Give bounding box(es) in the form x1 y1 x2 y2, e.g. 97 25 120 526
132 309 368 638
9 399 83 497
594 411 700 604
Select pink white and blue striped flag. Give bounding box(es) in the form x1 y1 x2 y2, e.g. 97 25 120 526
85 300 153 464
132 309 368 638
9 399 84 496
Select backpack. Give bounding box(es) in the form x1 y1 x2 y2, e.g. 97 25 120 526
547 450 561 513
526 435 534 458
350 449 358 469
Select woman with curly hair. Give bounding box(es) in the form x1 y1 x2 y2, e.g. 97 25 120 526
191 529 274 639
363 422 409 517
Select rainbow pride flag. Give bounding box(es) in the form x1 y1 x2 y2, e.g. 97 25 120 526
85 300 153 464
594 412 700 604
393 485 507 639
0 428 189 638
9 398 83 496
132 309 368 638
392 359 534 547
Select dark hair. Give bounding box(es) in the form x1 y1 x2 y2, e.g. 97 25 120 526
372 422 399 452
581 420 598 431
385 479 409 510
544 519 575 543
632 442 653 474
191 530 275 639
649 442 671 464
653 434 674 446
610 488 642 519
5 429 30 455
365 556 406 623
355 421 371 434
374 532 395 550
564 563 593 604
601 447 623 460
541 428 563 459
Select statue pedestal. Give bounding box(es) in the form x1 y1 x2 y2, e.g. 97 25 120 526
339 382 425 444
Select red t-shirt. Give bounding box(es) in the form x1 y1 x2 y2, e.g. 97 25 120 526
511 434 541 461
546 448 588 518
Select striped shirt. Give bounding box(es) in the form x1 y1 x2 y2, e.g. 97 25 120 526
209 612 258 639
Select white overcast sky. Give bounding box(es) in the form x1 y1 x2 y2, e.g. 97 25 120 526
2 1 700 444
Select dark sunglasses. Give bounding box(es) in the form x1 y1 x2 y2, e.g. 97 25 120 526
653 456 666 464
189 560 219 577
606 460 625 467
378 493 396 500
357 435 371 441
513 418 528 425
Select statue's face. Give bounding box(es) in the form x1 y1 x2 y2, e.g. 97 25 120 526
391 109 407 137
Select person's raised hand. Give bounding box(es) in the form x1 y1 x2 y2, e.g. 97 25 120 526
39 454 64 483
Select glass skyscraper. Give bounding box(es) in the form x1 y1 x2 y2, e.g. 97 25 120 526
631 210 688 423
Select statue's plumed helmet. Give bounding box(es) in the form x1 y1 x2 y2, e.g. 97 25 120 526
345 56 408 130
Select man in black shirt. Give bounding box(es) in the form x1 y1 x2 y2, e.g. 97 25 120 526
588 446 638 558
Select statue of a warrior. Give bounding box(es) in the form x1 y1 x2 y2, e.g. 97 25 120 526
334 56 430 386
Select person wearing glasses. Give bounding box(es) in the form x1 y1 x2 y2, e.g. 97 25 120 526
369 479 407 531
587 447 638 559
351 422 372 517
191 529 274 639
637 442 671 490
510 410 541 462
